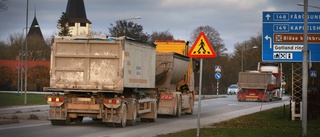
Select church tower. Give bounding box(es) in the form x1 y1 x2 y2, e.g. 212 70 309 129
26 7 50 60
65 0 92 36
27 10 44 42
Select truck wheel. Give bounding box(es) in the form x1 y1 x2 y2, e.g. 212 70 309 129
127 101 137 126
185 96 194 115
149 100 158 122
51 120 66 125
175 96 182 117
73 116 83 124
116 104 127 128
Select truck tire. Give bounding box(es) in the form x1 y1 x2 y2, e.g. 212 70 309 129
127 101 137 126
175 96 182 117
149 100 158 122
51 120 67 125
73 116 83 124
185 94 194 115
116 103 127 128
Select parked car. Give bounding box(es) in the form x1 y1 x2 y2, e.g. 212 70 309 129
227 84 240 95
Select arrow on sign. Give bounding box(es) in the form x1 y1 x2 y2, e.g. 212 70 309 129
265 35 272 49
266 14 271 20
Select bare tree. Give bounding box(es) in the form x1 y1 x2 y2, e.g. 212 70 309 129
232 33 261 72
0 0 8 12
149 30 174 42
108 20 149 42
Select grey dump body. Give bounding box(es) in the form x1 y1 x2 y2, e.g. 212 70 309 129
238 71 274 90
45 36 156 93
155 52 190 91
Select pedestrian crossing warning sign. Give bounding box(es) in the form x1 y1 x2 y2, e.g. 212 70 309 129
188 32 216 58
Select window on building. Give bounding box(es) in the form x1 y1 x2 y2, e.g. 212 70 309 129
80 23 86 27
68 22 75 26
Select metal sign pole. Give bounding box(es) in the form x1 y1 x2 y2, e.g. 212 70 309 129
196 58 203 137
302 0 308 136
216 79 219 97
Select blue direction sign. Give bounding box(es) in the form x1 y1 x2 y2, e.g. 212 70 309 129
263 12 320 22
215 73 221 79
262 11 320 62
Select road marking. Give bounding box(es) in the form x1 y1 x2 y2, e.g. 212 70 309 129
0 123 50 130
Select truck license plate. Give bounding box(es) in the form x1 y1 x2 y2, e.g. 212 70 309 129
77 98 92 102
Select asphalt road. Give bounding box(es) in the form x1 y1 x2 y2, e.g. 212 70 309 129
0 95 290 137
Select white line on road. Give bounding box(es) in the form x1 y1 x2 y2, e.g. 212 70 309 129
0 123 50 130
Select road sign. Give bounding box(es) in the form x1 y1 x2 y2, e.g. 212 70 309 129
310 70 317 78
188 32 216 58
263 11 320 22
215 72 221 79
215 66 221 72
262 11 320 62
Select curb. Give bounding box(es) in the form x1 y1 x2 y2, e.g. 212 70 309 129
0 119 20 125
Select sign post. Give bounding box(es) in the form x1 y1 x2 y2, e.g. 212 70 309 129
188 32 216 137
215 72 221 96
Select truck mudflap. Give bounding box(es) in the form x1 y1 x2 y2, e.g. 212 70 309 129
139 99 158 122
158 92 181 117
181 92 194 115
102 102 127 127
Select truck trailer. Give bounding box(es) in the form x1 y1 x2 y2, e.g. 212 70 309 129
44 35 195 127
237 62 283 102
155 40 195 116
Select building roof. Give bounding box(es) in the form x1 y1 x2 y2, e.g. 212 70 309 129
0 60 50 70
27 16 45 41
66 0 91 24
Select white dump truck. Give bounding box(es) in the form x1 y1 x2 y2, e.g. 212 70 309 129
44 35 195 127
237 62 283 102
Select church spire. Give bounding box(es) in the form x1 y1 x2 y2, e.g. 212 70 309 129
65 0 92 36
65 0 91 23
27 4 44 42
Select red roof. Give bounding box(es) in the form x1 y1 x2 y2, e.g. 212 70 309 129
0 60 50 70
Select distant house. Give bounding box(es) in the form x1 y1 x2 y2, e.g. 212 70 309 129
0 60 50 91
0 60 49 70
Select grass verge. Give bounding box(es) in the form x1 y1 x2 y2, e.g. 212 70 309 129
157 105 320 137
0 93 47 107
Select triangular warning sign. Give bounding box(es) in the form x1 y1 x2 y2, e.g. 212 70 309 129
188 32 216 58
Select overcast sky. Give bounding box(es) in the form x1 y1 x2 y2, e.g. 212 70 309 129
0 0 319 53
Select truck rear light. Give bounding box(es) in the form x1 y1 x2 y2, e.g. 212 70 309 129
48 97 63 102
112 99 117 104
56 97 63 102
105 99 109 103
161 95 173 100
104 99 120 104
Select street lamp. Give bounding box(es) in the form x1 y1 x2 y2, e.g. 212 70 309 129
241 46 258 72
22 24 39 104
115 16 141 38
297 3 320 9
123 16 141 20
297 1 320 137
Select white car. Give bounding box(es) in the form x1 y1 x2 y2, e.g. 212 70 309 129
227 84 240 95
